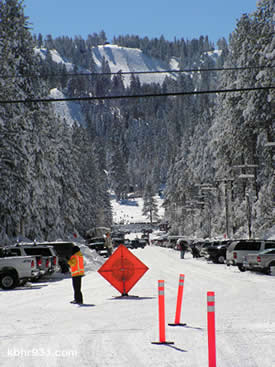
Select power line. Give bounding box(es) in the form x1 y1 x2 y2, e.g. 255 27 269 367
0 65 274 79
0 86 274 105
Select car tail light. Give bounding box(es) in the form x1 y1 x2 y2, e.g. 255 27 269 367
37 258 42 267
257 256 261 263
46 259 49 268
31 260 35 268
233 252 237 259
53 256 57 265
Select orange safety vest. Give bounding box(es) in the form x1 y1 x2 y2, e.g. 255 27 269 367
68 251 85 277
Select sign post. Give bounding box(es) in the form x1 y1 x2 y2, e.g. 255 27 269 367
207 291 216 367
152 280 174 345
168 274 186 326
98 244 148 296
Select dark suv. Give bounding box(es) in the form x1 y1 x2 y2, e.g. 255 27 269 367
206 240 232 264
131 239 147 249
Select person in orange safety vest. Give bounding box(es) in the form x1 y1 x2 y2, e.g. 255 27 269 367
68 245 85 304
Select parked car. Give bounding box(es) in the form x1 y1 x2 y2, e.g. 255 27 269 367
130 238 147 249
190 240 205 258
0 255 39 290
20 244 58 275
86 227 111 240
205 240 232 264
226 239 275 271
243 248 275 274
199 241 211 258
33 241 75 273
1 244 58 280
111 231 126 248
112 237 125 248
154 235 168 247
86 237 108 258
124 239 134 249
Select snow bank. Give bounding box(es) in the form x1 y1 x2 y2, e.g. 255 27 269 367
78 244 105 272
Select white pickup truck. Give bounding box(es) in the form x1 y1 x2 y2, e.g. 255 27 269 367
0 256 39 290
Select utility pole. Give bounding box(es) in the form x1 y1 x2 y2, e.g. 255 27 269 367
264 141 275 221
183 201 202 237
216 178 234 239
200 184 217 239
233 164 258 239
246 193 252 239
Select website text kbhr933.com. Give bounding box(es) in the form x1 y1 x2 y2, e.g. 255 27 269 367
7 348 78 358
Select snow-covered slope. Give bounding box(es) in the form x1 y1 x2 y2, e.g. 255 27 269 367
35 45 176 87
92 44 176 87
111 195 164 225
34 48 74 72
49 88 86 127
34 45 178 125
34 45 223 127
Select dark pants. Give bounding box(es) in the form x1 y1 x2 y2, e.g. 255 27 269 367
72 276 83 304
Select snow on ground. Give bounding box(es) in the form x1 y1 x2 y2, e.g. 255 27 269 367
111 195 164 225
1 198 275 367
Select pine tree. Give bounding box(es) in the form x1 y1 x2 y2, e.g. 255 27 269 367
142 182 159 224
109 145 129 200
0 0 41 238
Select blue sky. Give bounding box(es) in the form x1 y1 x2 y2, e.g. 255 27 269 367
24 0 257 46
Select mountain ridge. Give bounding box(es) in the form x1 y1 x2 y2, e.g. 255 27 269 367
91 44 177 86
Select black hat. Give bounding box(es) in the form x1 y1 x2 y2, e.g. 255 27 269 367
72 245 80 255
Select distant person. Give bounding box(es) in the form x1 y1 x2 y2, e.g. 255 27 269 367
178 241 188 259
104 232 113 257
68 245 85 304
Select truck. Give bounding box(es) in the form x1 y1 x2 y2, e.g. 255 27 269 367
0 245 58 280
0 256 39 290
226 239 275 271
243 248 275 274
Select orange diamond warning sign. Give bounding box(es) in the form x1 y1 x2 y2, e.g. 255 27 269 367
98 244 149 295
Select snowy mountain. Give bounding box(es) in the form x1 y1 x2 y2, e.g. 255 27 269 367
35 44 178 87
34 48 75 72
34 44 181 127
34 44 223 129
91 44 177 86
35 45 223 85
